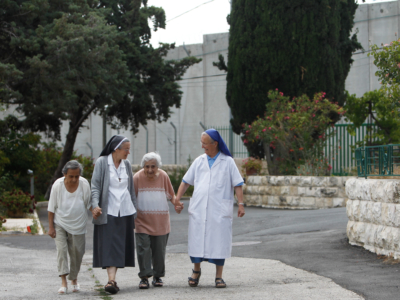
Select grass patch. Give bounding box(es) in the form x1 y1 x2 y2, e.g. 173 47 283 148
95 287 112 300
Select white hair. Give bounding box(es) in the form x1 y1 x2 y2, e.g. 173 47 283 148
62 160 83 175
141 152 162 168
201 132 215 143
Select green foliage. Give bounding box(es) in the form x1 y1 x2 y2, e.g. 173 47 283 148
28 219 39 234
0 216 5 230
0 0 201 195
0 117 94 197
226 0 362 156
168 167 193 197
241 157 263 174
0 189 36 217
345 39 400 145
244 90 343 175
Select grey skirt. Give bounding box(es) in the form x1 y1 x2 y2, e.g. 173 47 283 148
93 214 135 269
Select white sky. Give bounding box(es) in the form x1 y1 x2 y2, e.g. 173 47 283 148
148 0 393 48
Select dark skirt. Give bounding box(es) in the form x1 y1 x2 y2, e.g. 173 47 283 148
93 214 135 269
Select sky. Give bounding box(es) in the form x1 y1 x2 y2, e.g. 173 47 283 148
148 0 393 48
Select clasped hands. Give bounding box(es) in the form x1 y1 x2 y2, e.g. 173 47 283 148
173 198 184 214
92 206 102 219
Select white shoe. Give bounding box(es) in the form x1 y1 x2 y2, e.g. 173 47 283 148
72 284 80 292
58 287 67 295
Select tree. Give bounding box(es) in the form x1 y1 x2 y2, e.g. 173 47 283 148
244 89 343 175
0 0 201 197
224 0 362 156
345 39 400 145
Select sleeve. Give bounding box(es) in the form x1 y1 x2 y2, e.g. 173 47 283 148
81 178 92 209
182 158 198 186
91 158 103 209
235 182 244 187
230 158 244 187
133 172 139 197
127 162 137 209
164 172 175 200
47 181 58 213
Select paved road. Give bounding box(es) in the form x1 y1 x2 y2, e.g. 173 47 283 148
0 202 399 299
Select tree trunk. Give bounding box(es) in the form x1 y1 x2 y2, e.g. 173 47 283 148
44 107 89 199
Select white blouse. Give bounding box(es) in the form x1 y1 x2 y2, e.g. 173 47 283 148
107 154 136 217
48 177 91 235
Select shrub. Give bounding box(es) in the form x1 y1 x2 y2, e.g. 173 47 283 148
241 157 263 175
244 90 343 175
0 189 36 217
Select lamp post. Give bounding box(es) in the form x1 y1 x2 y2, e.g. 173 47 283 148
27 169 34 196
170 122 177 164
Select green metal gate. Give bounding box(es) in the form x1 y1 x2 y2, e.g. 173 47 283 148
325 123 378 175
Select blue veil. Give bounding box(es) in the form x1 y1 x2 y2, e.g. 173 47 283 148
205 128 232 157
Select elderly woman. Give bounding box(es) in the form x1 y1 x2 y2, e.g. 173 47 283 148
48 160 91 295
91 135 137 295
133 152 183 289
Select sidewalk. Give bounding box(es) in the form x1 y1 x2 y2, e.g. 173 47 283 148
0 244 363 300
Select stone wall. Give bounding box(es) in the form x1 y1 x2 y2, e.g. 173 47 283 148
132 164 186 175
243 176 353 209
346 178 400 258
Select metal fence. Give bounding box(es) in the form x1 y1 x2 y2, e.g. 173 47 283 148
355 144 400 178
325 123 378 175
207 123 380 173
207 125 249 158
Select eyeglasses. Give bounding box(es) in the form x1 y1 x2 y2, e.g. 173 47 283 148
200 141 215 146
119 148 131 152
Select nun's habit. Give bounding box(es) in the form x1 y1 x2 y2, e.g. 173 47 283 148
91 135 137 269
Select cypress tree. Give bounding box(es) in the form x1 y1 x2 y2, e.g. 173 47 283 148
226 0 362 148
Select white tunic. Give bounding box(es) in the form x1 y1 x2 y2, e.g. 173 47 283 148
107 154 136 217
183 153 243 259
48 176 91 235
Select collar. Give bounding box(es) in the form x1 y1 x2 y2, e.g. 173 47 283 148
207 151 221 161
108 153 125 167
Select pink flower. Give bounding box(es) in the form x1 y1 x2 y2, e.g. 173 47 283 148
313 114 315 117
248 125 252 128
244 139 248 144
246 130 249 135
262 128 266 132
279 92 284 96
256 135 260 139
275 88 278 91
269 127 271 130
277 111 279 114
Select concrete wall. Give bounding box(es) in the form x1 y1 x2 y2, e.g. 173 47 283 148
2 1 399 163
346 178 400 258
243 176 354 209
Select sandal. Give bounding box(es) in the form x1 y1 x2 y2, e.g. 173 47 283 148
152 277 163 287
104 280 120 294
188 269 201 287
72 284 80 292
215 278 226 288
139 278 149 289
58 287 67 295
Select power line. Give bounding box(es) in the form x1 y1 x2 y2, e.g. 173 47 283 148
167 0 216 22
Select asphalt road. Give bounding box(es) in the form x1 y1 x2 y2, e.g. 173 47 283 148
1 202 399 300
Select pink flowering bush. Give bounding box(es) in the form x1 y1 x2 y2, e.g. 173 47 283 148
243 90 343 175
0 189 36 217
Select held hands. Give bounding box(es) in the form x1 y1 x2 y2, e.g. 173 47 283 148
92 206 102 220
173 197 184 214
48 227 56 238
237 205 245 218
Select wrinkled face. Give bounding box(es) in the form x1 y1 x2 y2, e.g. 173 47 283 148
64 168 80 186
143 159 158 179
201 134 218 157
114 142 131 160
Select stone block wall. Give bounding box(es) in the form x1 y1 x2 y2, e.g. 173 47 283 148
346 178 400 258
243 176 354 209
